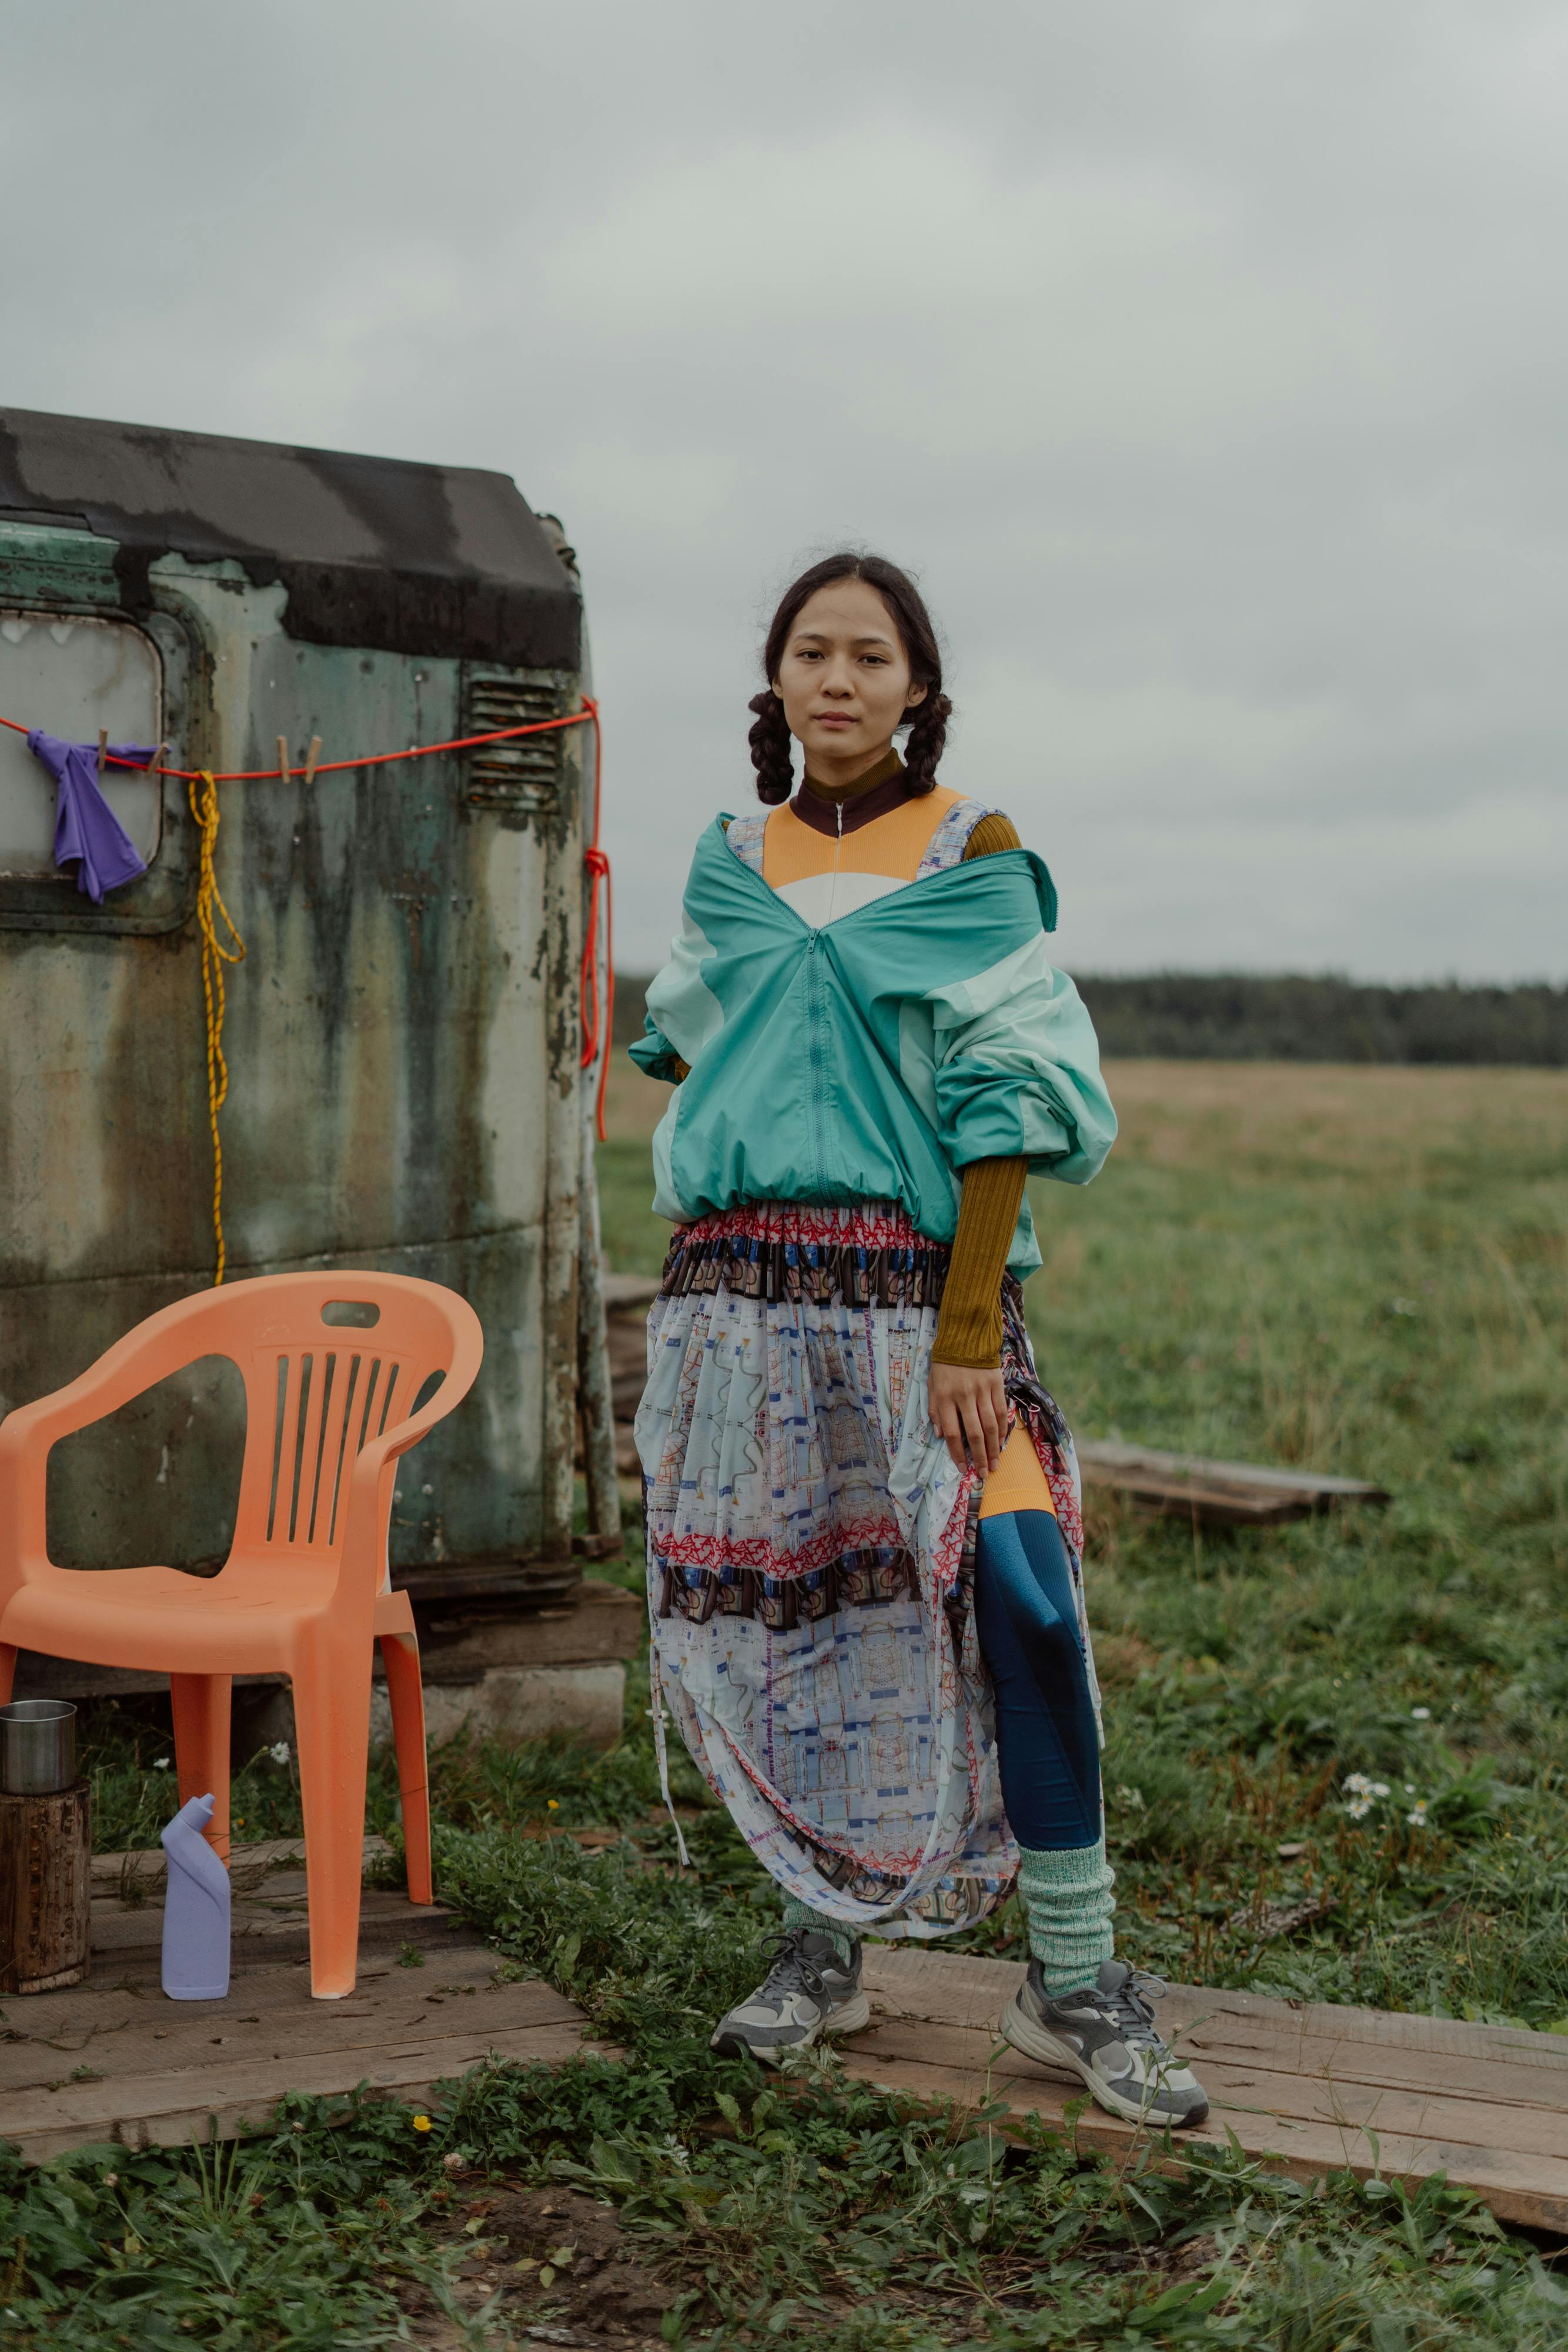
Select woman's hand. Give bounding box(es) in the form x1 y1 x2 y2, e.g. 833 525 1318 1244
929 1360 1007 1476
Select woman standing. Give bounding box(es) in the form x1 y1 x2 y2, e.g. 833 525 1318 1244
631 554 1206 2127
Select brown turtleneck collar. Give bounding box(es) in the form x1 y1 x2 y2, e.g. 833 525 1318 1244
792 746 913 838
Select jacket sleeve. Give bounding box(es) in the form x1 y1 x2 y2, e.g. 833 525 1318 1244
930 933 1116 1184
626 885 726 1084
627 1017 687 1083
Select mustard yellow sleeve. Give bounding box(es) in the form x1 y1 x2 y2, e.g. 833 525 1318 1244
962 811 1022 858
932 1156 1028 1367
929 809 1029 1367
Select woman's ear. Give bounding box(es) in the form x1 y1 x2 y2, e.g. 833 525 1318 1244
904 681 929 710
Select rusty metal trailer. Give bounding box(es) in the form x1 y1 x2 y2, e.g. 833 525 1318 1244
0 407 618 1626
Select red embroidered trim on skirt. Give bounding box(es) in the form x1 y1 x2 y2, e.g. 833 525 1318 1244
657 1518 909 1578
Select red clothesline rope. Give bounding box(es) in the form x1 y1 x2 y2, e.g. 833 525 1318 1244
0 697 616 1137
0 701 594 781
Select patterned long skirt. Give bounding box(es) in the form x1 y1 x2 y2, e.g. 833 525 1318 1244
636 1202 1098 1940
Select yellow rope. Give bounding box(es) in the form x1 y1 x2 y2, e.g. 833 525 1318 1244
188 772 247 1285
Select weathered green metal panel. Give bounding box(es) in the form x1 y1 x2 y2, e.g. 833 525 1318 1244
0 415 591 1594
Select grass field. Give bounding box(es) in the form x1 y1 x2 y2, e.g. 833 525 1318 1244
21 1059 1568 2348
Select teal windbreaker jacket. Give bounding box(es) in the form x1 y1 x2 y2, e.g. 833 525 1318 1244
629 817 1116 1277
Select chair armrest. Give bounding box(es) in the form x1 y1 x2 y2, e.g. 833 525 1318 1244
1 1307 223 1455
0 1401 56 1593
0 1304 229 1594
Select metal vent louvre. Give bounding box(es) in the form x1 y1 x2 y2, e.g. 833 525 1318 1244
461 671 562 812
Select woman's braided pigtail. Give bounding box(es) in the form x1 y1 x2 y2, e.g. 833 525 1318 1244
902 691 952 793
747 690 796 804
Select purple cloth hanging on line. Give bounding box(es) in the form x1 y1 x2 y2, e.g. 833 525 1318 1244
26 729 154 903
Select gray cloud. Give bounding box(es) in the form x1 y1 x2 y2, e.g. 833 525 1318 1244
2 0 1563 975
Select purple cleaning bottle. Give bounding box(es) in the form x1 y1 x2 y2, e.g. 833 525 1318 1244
160 1793 230 2000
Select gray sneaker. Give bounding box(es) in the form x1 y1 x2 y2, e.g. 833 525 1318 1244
710 1929 870 2064
1000 1957 1210 2127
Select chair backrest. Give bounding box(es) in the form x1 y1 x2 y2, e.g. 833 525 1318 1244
190 1273 483 1568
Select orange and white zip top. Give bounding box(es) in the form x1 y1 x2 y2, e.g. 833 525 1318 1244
726 746 1018 917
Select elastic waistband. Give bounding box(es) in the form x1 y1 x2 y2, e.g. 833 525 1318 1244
661 1205 951 1307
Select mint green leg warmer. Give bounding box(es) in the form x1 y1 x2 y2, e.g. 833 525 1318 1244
1016 1838 1115 1996
781 1896 856 1967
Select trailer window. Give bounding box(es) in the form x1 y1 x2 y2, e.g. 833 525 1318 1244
0 613 163 880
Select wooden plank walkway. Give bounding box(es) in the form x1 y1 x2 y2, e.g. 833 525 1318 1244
1 1838 606 2161
12 1854 1565 2236
851 1949 1568 2234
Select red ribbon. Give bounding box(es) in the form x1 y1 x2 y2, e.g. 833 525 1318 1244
578 705 614 1142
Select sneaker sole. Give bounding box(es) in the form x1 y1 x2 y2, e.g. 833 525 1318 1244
710 1988 872 2064
998 1990 1210 2129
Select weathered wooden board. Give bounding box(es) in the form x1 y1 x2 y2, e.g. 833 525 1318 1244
601 1272 661 1313
1 1841 610 2161
1075 1440 1390 1526
85 1863 463 1970
850 1950 1568 2234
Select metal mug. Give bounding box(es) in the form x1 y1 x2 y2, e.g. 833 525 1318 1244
0 1700 77 1796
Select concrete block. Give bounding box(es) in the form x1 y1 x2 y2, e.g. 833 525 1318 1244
369 1662 627 1751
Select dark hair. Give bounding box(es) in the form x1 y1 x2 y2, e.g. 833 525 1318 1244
747 552 952 804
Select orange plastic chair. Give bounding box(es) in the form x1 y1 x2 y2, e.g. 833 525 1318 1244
0 1272 483 1999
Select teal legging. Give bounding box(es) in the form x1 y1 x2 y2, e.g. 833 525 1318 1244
973 1507 1101 1849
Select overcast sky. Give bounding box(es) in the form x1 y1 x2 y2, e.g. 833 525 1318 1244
4 1 1565 979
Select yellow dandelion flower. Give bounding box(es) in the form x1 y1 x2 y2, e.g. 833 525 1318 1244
547 1799 559 1811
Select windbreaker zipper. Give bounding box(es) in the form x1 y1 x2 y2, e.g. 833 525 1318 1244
804 929 827 1198
803 801 842 1196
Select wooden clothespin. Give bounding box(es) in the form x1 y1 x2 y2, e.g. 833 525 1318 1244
97 729 108 781
277 735 291 783
146 741 166 777
303 736 322 786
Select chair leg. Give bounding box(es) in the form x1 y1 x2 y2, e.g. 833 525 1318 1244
0 1645 15 1706
170 1673 232 1863
379 1632 432 1906
290 1640 372 1999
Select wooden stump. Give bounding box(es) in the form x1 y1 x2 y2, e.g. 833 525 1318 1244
0 1780 92 1994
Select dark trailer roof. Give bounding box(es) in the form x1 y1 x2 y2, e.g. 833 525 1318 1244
0 407 579 670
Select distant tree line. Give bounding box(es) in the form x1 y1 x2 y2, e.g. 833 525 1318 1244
614 972 1568 1065
1075 975 1567 1064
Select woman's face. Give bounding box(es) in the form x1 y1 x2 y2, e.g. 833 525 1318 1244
773 578 925 777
